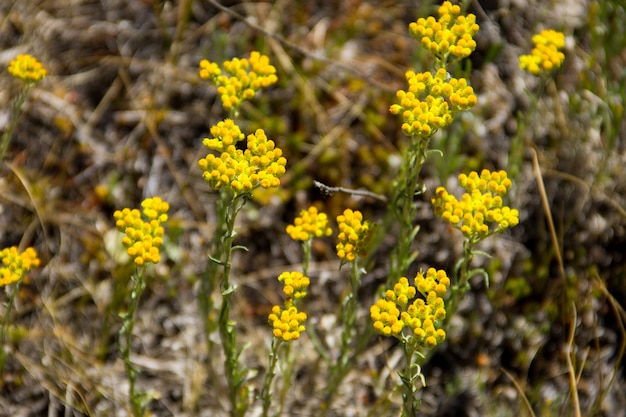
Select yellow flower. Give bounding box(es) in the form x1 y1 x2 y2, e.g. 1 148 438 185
432 169 519 241
408 1 479 64
371 269 449 347
519 29 565 75
370 298 404 336
198 120 287 193
286 206 333 241
335 209 374 262
113 197 169 266
278 271 310 300
199 51 278 112
7 54 47 83
0 246 40 287
268 304 307 341
389 68 476 138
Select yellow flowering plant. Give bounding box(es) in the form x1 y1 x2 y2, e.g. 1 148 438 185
198 51 286 417
520 29 566 75
199 51 278 116
2 54 47 161
319 209 374 413
261 206 331 417
385 1 479 297
370 269 450 416
0 246 40 373
113 197 169 417
431 169 518 325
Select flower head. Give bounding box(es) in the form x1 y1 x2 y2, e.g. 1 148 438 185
198 120 287 193
335 209 374 262
371 269 449 347
113 197 169 266
278 271 311 300
268 304 307 341
432 169 519 242
0 247 40 287
199 51 278 113
519 29 565 75
8 54 47 83
389 68 477 137
409 1 479 64
286 206 333 241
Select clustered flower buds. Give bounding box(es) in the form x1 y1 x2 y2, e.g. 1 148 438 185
0 246 40 287
8 54 47 83
113 197 169 266
431 169 519 241
370 269 449 347
336 209 374 262
519 29 565 75
390 68 477 137
199 51 278 113
198 119 287 193
278 271 311 300
268 304 307 342
391 2 479 139
286 206 333 241
409 1 479 63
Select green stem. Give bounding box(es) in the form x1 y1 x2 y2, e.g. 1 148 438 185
120 266 147 417
319 260 362 414
261 338 282 417
386 138 430 287
400 339 421 417
1 84 33 161
217 192 248 417
0 281 22 373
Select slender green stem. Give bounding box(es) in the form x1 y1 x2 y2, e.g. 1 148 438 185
261 338 282 417
0 281 22 373
120 266 147 417
1 84 33 161
387 138 429 287
216 192 248 417
400 339 421 417
319 260 362 414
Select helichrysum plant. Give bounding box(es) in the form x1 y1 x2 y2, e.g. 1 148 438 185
262 270 309 417
371 268 449 416
319 209 375 413
197 51 283 417
113 196 169 417
2 54 47 161
431 169 519 311
264 206 330 415
385 1 479 288
199 51 278 117
0 246 40 373
519 29 566 75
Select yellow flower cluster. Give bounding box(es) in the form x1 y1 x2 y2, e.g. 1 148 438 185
336 209 374 262
409 1 479 63
268 304 307 342
390 68 477 137
286 206 333 241
113 197 169 266
199 51 278 112
7 54 47 83
278 271 311 300
198 119 287 193
432 169 519 241
519 29 565 75
370 269 449 347
0 246 40 287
